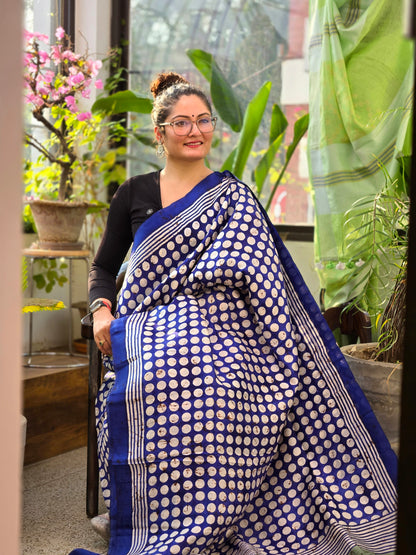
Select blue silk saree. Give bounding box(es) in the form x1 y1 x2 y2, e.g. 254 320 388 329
70 171 397 555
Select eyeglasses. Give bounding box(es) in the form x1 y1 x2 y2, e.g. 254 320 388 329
159 116 217 136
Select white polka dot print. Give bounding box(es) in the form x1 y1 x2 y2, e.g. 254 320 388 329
94 172 397 555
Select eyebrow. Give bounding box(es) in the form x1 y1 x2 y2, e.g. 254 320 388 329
170 112 210 120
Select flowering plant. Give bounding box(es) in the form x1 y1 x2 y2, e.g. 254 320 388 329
23 26 113 202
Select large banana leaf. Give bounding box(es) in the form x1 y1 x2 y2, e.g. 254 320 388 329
222 81 271 179
254 104 288 195
269 103 288 145
265 113 309 212
92 90 153 115
187 49 243 132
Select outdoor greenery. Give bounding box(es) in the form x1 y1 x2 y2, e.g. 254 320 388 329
92 49 309 214
343 162 409 362
23 27 131 291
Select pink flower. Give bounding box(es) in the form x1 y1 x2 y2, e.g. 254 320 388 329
77 111 92 121
32 32 49 43
65 95 77 111
50 45 63 63
56 85 70 97
38 50 49 64
55 27 65 40
26 93 45 108
36 84 50 96
43 70 55 83
28 62 38 73
23 30 34 41
86 59 102 77
68 72 85 86
94 79 103 89
62 50 79 62
81 88 91 99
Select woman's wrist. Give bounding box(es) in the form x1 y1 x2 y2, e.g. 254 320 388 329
90 298 112 314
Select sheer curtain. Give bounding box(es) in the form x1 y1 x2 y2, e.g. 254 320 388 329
308 0 413 308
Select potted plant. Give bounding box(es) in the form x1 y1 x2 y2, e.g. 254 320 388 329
336 161 409 452
23 26 120 249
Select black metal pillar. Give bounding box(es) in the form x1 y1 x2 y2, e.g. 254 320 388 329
62 0 75 41
396 1 416 553
111 0 130 81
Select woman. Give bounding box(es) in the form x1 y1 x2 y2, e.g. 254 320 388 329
70 73 397 555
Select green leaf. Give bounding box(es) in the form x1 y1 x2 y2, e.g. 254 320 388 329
132 132 155 147
186 49 213 82
253 103 288 194
187 49 243 132
92 91 153 115
87 201 109 214
265 113 309 212
220 147 237 173
254 133 285 195
210 62 243 132
269 104 288 144
33 274 46 290
286 113 309 160
230 82 272 179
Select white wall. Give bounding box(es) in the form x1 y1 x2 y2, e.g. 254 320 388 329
0 1 23 552
75 0 112 93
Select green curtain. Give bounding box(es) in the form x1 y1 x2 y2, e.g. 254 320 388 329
308 0 413 309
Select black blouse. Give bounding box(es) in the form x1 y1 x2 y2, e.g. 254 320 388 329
88 171 162 307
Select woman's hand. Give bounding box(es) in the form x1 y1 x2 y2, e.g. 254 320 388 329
93 306 115 356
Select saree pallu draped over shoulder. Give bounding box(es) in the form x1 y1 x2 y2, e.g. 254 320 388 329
70 171 397 555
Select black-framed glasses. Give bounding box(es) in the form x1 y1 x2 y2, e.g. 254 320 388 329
159 116 217 136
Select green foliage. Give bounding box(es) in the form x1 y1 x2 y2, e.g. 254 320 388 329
221 81 271 179
22 204 36 233
32 258 69 293
22 255 68 303
92 90 153 115
186 49 244 132
187 49 309 212
24 112 126 202
343 163 409 348
90 49 308 215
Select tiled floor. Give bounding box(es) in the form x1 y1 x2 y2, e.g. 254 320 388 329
22 447 108 555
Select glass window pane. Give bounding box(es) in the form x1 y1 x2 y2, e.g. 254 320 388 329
23 1 63 198
129 0 311 224
24 0 62 36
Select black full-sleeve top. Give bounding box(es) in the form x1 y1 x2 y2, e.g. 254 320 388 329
88 171 162 307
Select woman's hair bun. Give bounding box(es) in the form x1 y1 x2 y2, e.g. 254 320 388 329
150 71 190 98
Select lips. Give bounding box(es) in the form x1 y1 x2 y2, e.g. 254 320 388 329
184 141 203 147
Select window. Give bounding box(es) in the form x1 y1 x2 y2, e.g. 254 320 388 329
24 0 63 36
128 0 311 224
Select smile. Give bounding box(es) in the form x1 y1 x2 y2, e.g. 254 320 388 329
184 141 203 147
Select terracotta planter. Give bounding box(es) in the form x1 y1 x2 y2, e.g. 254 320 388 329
29 199 89 250
341 342 402 454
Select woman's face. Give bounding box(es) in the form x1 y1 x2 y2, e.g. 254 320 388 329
155 94 214 163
